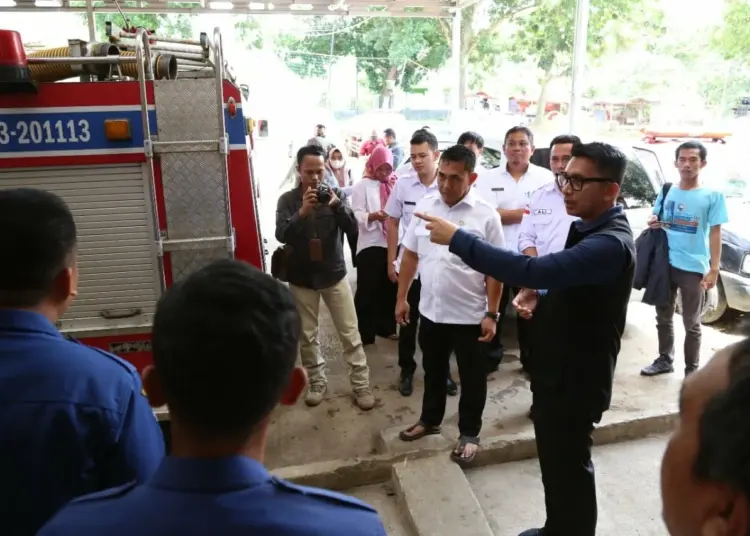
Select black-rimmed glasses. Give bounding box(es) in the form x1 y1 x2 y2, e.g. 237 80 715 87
555 172 616 192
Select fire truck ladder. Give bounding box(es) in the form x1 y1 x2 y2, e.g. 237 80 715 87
133 27 235 286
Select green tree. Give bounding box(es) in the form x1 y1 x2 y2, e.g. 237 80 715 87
507 0 663 125
234 16 264 50
276 17 449 108
712 0 750 62
79 5 192 41
436 0 537 107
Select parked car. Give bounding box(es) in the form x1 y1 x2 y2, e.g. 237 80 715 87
674 162 750 323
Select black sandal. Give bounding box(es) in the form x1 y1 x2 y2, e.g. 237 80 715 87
399 421 442 442
450 436 480 466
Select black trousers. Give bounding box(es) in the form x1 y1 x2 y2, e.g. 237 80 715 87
355 246 397 344
487 286 533 370
419 316 486 437
533 391 597 536
398 277 422 375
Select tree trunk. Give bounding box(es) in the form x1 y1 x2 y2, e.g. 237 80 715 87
532 72 554 128
458 8 474 109
379 66 399 109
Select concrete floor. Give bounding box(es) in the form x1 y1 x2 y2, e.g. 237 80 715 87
349 483 414 536
255 142 747 471
466 435 671 536
263 294 744 469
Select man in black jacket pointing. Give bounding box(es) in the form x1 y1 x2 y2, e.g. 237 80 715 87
415 142 636 536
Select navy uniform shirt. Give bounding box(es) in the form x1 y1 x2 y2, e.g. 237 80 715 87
0 310 165 536
39 456 388 536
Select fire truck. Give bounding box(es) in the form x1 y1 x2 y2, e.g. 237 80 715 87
0 26 266 424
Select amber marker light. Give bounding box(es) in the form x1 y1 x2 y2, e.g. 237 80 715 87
104 119 132 141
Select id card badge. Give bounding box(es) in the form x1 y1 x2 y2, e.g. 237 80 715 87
309 238 323 262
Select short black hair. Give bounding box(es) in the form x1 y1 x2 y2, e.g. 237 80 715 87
457 131 484 149
0 188 77 308
571 142 628 185
384 128 396 138
316 124 325 129
152 259 301 438
694 338 750 498
550 134 582 148
410 129 438 151
440 144 476 173
504 125 534 146
676 141 707 162
297 144 326 166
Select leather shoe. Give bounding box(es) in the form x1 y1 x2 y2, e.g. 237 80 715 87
447 376 458 396
518 529 543 536
399 374 414 397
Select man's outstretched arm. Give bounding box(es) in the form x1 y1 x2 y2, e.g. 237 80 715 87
449 227 627 290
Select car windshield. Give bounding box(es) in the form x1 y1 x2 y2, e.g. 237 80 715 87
702 163 749 200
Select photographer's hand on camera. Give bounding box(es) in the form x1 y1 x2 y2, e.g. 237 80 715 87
326 186 341 208
299 187 318 218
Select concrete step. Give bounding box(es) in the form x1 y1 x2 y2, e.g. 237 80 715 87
392 455 493 536
465 435 670 536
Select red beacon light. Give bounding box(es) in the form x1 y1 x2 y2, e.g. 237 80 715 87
0 29 37 94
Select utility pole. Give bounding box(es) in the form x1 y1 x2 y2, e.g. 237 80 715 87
569 0 590 132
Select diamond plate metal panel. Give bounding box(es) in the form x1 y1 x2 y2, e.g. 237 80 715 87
160 152 227 238
154 78 231 273
170 249 229 283
154 79 220 141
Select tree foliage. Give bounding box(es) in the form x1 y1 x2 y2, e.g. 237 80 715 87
276 17 449 100
712 0 750 62
234 16 264 50
508 0 661 79
82 9 192 41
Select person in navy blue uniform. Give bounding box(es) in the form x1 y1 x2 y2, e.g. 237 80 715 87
414 143 636 536
39 259 387 536
0 188 164 536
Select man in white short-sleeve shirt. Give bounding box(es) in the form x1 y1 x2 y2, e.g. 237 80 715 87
395 145 504 465
473 126 553 373
385 129 456 397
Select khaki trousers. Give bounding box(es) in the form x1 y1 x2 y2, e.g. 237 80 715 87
289 277 370 390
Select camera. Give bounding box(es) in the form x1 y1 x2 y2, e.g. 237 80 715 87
316 185 331 205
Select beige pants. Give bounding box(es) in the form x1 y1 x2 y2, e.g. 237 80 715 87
289 277 370 390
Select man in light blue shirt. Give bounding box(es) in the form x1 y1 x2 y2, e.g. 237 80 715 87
641 141 728 377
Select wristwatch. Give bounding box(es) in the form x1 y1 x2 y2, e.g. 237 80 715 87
485 311 500 322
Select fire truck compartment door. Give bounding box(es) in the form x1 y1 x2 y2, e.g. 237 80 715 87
0 163 161 335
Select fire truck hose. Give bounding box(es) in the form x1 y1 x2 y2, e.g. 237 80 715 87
27 47 78 83
27 43 119 83
119 51 177 80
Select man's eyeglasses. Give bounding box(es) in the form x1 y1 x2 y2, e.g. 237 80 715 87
556 172 616 192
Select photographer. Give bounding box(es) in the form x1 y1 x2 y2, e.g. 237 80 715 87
276 145 375 411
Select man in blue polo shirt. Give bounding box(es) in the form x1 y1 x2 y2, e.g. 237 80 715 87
0 188 164 536
641 141 728 377
39 259 386 536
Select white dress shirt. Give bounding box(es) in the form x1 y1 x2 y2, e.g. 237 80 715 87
472 163 553 252
384 171 439 272
517 181 579 256
351 177 388 255
402 189 505 325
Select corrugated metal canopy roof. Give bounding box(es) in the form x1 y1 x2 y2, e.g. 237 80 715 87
0 0 481 17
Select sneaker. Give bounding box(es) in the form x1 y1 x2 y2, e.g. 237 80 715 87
304 384 327 407
354 387 376 410
640 355 674 376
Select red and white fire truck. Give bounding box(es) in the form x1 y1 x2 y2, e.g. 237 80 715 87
0 27 266 397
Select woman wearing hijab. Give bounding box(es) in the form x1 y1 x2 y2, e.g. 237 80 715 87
325 147 353 197
351 145 398 345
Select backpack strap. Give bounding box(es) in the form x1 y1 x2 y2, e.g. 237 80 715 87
658 182 673 221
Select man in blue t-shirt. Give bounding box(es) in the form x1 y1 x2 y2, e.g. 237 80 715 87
641 141 728 377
